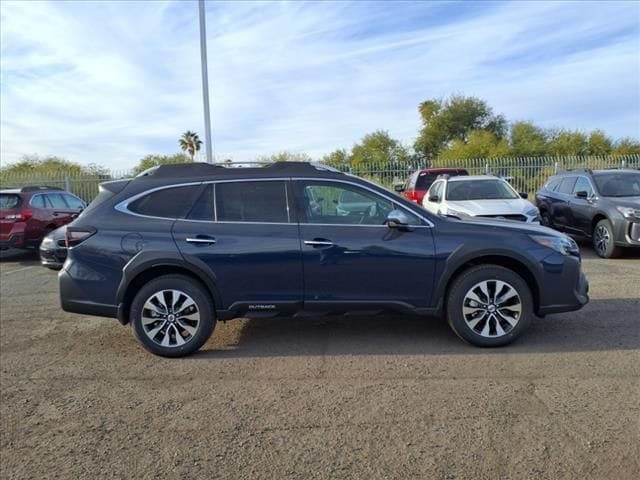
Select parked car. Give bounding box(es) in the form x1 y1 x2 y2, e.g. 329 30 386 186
422 175 539 223
536 169 640 258
59 162 588 357
39 225 68 269
395 168 468 204
0 186 86 250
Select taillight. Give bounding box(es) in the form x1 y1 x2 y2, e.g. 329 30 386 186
65 227 96 247
4 211 32 221
409 191 420 203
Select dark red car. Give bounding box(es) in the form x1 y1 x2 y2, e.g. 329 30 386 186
0 186 85 250
396 168 469 204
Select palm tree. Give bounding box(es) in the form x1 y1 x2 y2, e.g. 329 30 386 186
179 131 203 161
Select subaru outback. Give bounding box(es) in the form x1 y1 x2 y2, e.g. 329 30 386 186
60 162 589 357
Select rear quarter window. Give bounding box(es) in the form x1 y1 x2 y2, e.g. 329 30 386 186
0 194 22 209
128 185 202 218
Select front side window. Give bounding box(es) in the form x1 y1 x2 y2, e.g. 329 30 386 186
129 185 202 218
557 177 577 194
298 181 420 225
215 181 289 223
47 193 69 209
63 194 85 209
572 177 593 197
446 179 518 201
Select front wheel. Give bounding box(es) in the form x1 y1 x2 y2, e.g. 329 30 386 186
593 219 621 259
130 274 216 357
446 265 533 347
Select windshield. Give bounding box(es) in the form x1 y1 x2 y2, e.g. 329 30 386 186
446 179 519 201
594 172 640 197
0 194 22 210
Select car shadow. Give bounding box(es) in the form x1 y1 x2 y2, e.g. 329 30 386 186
0 248 40 265
193 297 639 359
576 239 640 259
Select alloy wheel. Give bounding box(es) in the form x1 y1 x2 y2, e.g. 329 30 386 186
141 289 200 347
594 225 610 257
462 280 522 338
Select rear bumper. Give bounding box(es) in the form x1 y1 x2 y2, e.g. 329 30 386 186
59 268 118 318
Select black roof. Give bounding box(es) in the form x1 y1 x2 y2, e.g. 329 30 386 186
555 168 638 177
136 161 345 181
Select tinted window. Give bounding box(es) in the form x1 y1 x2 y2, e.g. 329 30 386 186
63 194 85 209
430 181 444 202
0 194 21 209
187 184 214 221
557 177 577 194
415 173 439 190
30 195 46 208
446 180 518 200
545 177 561 191
216 181 288 223
594 172 640 197
299 181 420 225
47 193 69 209
129 185 201 218
573 177 593 196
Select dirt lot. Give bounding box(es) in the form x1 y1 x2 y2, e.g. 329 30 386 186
0 246 639 480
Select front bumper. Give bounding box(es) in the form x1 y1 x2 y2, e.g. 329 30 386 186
536 253 589 315
614 219 640 247
40 246 67 268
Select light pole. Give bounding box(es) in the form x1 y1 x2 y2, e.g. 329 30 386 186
198 0 213 163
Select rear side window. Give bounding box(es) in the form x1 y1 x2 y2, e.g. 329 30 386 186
47 193 69 209
415 173 438 190
30 195 46 208
187 184 214 221
216 181 288 223
557 177 577 194
129 185 202 218
0 194 22 209
545 177 562 191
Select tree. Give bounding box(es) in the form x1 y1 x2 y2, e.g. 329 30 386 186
547 130 589 156
611 138 640 155
509 121 548 157
350 130 411 168
414 95 507 159
132 153 191 176
322 149 349 168
0 154 110 178
179 131 203 161
440 130 509 160
587 130 613 156
256 151 313 163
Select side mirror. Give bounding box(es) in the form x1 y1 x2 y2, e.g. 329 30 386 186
385 209 411 229
428 194 439 203
519 192 528 199
575 190 588 199
394 184 405 193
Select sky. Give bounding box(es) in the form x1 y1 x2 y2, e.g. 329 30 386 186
1 0 639 170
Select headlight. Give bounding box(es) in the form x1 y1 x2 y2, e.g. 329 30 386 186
526 208 539 217
40 236 54 247
616 206 640 220
530 234 579 256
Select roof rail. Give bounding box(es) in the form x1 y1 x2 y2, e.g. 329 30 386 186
20 186 64 192
435 174 450 180
141 161 344 178
562 168 593 174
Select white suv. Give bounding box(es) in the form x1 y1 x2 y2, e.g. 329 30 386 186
422 175 540 223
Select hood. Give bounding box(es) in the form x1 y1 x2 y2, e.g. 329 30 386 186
603 196 640 208
447 198 534 216
451 215 564 237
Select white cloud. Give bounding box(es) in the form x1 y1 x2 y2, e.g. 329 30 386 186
1 0 638 170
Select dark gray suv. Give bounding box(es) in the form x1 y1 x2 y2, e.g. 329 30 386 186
535 169 640 258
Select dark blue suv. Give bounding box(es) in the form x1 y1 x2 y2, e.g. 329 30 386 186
60 162 589 357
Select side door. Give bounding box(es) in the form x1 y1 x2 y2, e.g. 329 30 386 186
550 177 577 231
45 193 76 228
172 180 304 317
62 193 87 219
422 180 444 214
567 176 595 236
293 179 436 311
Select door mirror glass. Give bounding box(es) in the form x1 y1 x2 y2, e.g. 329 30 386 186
385 209 411 228
575 190 588 199
519 192 528 199
428 194 439 203
394 184 405 193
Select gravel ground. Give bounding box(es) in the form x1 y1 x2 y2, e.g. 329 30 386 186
1 246 639 479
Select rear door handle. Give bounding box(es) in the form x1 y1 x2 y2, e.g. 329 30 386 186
186 236 217 245
304 239 334 247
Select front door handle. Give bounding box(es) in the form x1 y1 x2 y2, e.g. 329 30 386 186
304 239 333 247
186 236 217 245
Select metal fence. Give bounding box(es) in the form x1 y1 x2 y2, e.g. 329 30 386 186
0 155 638 203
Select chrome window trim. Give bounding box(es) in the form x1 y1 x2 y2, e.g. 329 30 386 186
114 176 435 227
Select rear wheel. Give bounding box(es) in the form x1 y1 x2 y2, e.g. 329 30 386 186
130 274 215 357
593 219 621 258
446 265 533 347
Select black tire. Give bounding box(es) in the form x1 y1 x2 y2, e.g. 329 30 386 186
540 209 552 228
446 265 533 347
130 274 215 357
593 219 621 259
